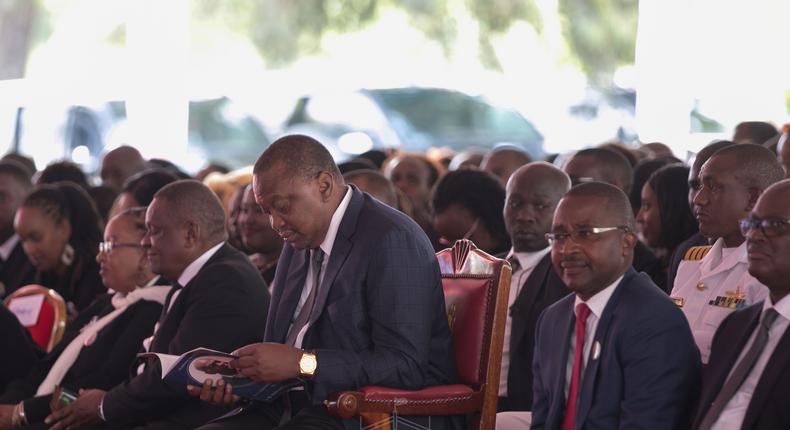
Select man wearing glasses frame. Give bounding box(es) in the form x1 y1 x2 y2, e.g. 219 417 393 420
531 182 699 430
692 179 790 429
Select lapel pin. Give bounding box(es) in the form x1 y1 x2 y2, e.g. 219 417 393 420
592 341 601 360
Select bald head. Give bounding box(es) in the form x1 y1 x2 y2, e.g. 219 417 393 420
482 147 532 186
153 180 228 243
344 170 397 208
504 162 571 252
708 143 784 190
254 134 342 184
101 146 147 191
565 148 633 194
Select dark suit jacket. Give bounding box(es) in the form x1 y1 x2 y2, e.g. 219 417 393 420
0 280 168 422
691 301 790 430
633 241 666 293
265 187 458 428
0 240 36 298
0 306 39 393
101 244 270 429
504 253 569 412
531 268 701 430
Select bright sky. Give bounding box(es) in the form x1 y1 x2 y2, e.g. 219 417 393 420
2 0 789 170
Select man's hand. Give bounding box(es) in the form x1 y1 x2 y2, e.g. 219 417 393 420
186 378 240 407
231 343 302 382
45 389 105 430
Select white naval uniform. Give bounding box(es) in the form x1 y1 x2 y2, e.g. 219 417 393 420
670 238 768 363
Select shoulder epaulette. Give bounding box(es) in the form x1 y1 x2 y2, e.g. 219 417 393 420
683 245 712 261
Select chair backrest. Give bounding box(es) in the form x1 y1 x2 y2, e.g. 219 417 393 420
4 285 67 352
436 239 511 429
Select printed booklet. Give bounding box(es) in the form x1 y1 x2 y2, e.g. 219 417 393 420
140 347 301 402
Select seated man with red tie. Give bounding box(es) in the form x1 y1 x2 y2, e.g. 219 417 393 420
531 182 700 430
692 179 790 430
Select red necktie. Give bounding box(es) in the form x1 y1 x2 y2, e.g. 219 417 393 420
562 303 591 430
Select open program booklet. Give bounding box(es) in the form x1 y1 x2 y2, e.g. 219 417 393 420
139 347 301 402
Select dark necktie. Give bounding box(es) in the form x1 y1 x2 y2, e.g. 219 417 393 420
562 303 591 430
507 255 521 273
158 282 184 325
285 249 325 346
698 308 780 430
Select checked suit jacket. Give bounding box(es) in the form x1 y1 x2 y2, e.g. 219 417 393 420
265 186 459 428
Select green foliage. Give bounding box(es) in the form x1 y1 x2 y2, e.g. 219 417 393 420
558 0 639 86
191 0 638 83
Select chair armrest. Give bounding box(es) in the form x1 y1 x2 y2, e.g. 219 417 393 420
325 384 482 419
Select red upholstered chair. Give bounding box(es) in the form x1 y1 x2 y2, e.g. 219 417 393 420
4 285 67 352
325 239 512 430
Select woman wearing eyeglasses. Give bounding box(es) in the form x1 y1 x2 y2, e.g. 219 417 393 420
0 207 170 429
636 165 699 293
14 182 105 318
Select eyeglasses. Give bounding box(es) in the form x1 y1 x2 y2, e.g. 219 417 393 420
739 217 790 238
99 241 145 253
545 226 631 246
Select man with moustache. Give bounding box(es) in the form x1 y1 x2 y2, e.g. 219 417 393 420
671 144 784 364
191 135 457 430
562 148 664 289
531 182 699 430
494 163 570 424
691 180 790 430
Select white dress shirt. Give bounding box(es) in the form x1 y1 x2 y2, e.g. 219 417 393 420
499 247 550 396
564 275 623 400
672 238 768 363
167 241 224 312
142 242 224 353
290 186 352 348
711 294 790 430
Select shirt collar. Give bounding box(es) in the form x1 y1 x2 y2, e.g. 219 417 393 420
318 186 352 257
764 292 790 322
574 274 624 319
506 247 550 272
177 242 224 287
0 234 19 261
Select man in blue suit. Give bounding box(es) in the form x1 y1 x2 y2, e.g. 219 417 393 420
531 182 700 430
193 135 458 430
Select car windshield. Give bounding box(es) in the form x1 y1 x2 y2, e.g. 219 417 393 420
368 89 543 149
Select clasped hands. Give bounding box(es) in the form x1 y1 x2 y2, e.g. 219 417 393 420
186 342 303 406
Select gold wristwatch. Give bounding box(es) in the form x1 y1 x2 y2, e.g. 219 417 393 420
298 351 317 378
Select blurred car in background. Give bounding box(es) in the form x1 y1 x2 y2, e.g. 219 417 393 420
283 87 545 160
1 80 271 174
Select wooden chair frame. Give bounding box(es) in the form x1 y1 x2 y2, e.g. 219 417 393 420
4 284 67 352
325 239 512 430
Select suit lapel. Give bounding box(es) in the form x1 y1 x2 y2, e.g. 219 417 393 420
741 319 790 428
270 249 309 343
307 187 363 324
552 297 575 419
510 255 551 352
574 269 634 426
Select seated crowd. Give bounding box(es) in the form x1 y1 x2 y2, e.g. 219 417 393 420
0 120 787 430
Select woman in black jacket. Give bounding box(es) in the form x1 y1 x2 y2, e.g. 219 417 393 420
14 182 106 318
